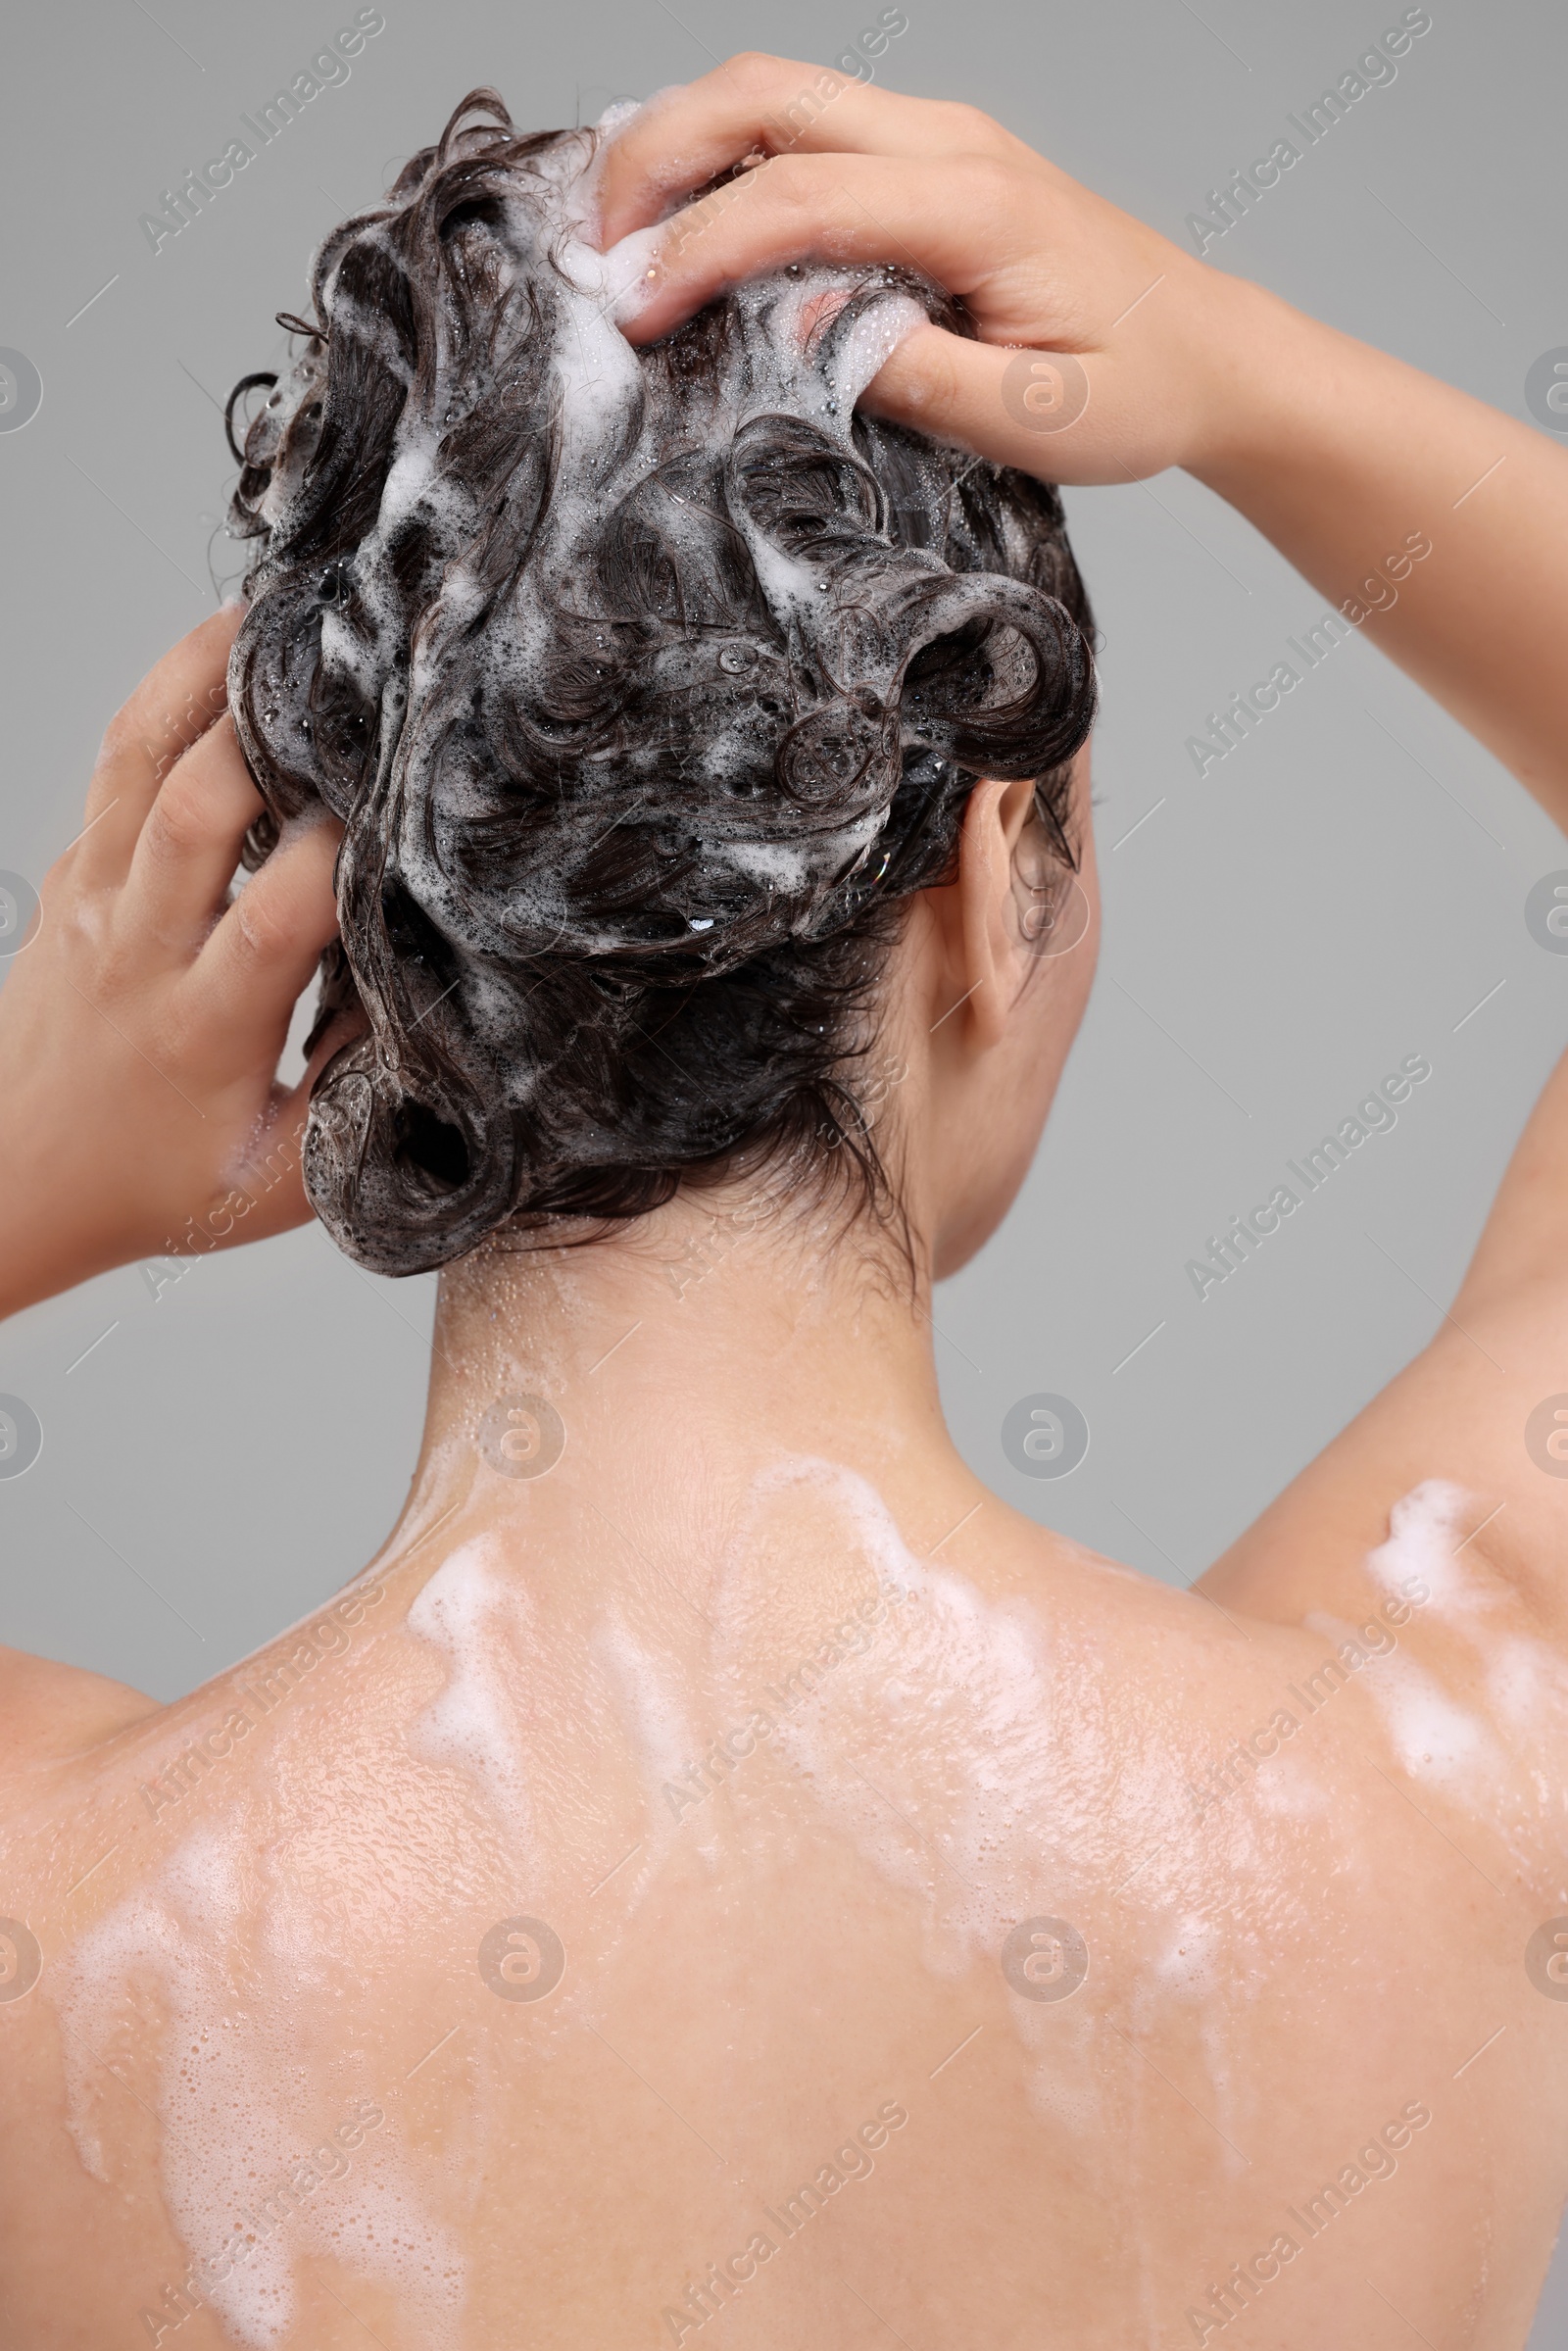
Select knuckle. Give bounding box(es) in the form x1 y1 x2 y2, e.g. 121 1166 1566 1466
232 880 292 963
145 774 213 862
960 154 1023 220
725 49 789 96
49 878 104 963
939 100 1008 155
155 685 223 753
96 710 143 772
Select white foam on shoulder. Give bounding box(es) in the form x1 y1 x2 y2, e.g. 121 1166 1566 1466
1363 1478 1498 1618
592 1612 701 1805
55 1821 465 2345
406 1536 540 1847
1487 1632 1568 1737
726 1458 1276 1952
1365 1645 1501 1790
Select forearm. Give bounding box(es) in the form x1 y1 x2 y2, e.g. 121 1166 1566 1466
1191 276 1568 828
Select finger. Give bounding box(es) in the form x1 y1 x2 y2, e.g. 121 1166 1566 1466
596 54 1017 246
200 1091 316 1249
613 149 1035 347
197 994 366 1248
120 716 265 955
186 816 342 1056
866 322 1178 489
76 604 244 882
862 321 1074 476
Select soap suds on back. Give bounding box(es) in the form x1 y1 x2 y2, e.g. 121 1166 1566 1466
407 1537 542 1846
56 1823 464 2346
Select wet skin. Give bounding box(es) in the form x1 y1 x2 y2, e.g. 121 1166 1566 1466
6 51 1568 2351
4 1201 1568 2350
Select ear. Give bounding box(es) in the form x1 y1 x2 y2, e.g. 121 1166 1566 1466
949 775 1043 1049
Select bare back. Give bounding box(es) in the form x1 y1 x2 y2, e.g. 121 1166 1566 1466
6 60 1568 2340
4 1304 1567 2350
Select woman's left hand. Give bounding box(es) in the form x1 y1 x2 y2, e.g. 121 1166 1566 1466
0 606 346 1320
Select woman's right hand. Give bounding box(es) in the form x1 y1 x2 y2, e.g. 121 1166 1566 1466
594 53 1249 487
0 608 346 1320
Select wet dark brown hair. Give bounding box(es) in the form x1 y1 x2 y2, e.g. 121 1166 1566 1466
225 89 1096 1276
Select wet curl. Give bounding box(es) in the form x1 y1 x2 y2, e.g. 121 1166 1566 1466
226 88 1097 1274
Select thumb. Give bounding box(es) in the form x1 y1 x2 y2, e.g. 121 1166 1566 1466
862 321 1154 488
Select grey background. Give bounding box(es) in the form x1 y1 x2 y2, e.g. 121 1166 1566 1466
1 0 1565 2331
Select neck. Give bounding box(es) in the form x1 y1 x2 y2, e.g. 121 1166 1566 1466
385 1180 980 1619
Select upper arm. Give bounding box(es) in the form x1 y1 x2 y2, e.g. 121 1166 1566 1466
1452 1041 1568 1324
1202 1044 1568 1638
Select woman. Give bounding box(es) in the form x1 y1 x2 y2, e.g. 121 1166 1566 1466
2 55 1566 2349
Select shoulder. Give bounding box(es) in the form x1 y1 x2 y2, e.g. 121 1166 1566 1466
0 1643 161 1776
